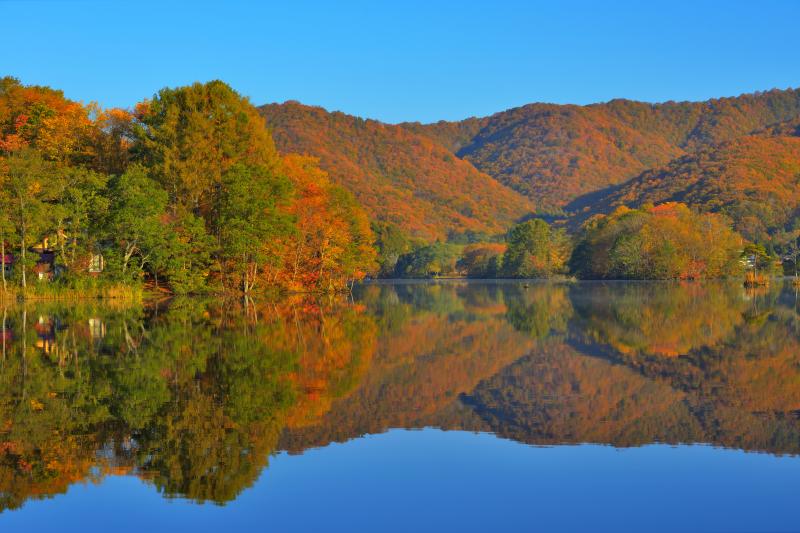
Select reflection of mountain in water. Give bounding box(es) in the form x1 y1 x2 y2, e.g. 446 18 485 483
1 280 799 510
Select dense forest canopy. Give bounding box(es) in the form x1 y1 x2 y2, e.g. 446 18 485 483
404 89 800 212
570 203 745 280
0 77 376 294
578 121 800 242
260 101 532 241
3 76 800 290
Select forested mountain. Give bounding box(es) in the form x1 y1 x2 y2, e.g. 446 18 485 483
404 89 800 211
575 118 800 240
5 75 800 289
259 102 533 241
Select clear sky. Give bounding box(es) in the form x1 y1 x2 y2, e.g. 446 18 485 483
3 0 799 123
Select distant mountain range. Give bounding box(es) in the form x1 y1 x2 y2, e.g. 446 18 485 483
261 88 800 240
260 102 532 241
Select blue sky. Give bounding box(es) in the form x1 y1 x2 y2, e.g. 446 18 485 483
3 0 799 123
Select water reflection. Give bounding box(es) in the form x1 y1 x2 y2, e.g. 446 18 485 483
0 280 799 511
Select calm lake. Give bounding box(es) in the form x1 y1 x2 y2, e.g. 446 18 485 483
0 280 799 532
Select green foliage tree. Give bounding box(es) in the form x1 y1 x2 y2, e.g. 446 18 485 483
395 242 460 278
0 149 57 290
774 227 800 278
502 219 571 278
372 222 410 277
104 164 171 281
50 165 109 271
156 212 216 294
216 164 294 293
132 80 280 216
741 243 771 279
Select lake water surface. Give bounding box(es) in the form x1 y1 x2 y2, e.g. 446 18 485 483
0 281 799 532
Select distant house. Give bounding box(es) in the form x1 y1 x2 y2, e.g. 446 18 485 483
30 238 72 281
88 253 105 274
1 251 12 276
32 243 57 281
6 238 106 281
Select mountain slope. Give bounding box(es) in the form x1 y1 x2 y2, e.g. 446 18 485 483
405 89 800 210
260 102 532 240
570 119 800 239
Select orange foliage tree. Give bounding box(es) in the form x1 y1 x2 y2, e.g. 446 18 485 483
275 154 377 291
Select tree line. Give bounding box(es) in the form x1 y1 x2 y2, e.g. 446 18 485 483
375 202 795 281
3 76 793 295
1 77 375 295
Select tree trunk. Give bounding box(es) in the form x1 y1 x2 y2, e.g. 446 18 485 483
71 233 77 267
318 245 327 289
249 263 258 292
123 245 133 273
2 307 6 362
20 222 27 291
242 254 248 293
753 254 758 281
1 237 6 293
292 243 303 284
21 307 27 399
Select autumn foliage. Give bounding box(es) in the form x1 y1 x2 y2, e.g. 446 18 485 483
260 101 532 240
407 89 800 212
586 124 800 241
274 154 376 291
0 78 377 294
571 203 744 280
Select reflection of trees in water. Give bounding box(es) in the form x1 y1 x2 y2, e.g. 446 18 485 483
0 296 376 509
504 283 572 339
2 281 800 510
300 281 800 456
462 339 700 447
546 280 800 453
570 281 747 357
281 283 537 452
463 333 800 454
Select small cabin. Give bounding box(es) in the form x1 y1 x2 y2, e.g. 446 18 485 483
88 253 105 274
31 239 60 281
1 252 12 276
33 251 56 281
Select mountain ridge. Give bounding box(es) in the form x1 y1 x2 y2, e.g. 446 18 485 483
403 87 800 211
260 101 533 241
260 87 800 241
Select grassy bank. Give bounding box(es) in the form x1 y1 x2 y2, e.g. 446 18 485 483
0 281 144 302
